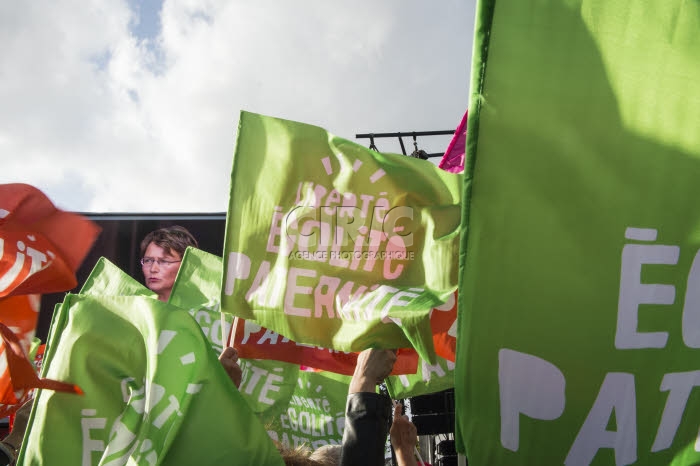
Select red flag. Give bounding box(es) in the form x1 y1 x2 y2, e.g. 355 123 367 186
438 110 467 174
0 322 82 418
429 291 457 362
231 319 419 376
0 294 40 354
0 183 97 417
0 294 40 417
0 183 100 297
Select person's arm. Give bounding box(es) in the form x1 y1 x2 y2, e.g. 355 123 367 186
339 349 397 466
390 403 419 466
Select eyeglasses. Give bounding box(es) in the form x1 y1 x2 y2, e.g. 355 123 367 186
140 258 181 267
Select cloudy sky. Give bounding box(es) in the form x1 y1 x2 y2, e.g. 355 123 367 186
1 0 475 213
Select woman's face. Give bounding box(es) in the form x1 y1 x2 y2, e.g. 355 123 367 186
142 242 182 301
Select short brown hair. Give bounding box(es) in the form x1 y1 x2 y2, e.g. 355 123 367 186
140 225 198 258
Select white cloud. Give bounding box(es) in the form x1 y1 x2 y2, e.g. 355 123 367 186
0 0 474 212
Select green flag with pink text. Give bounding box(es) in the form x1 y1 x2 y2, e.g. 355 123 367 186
456 1 700 465
221 111 463 363
19 294 284 466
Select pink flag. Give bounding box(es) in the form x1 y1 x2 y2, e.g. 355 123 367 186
438 110 468 174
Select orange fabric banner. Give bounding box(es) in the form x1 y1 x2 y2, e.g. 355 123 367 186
0 183 97 417
0 294 40 353
232 319 419 376
0 321 82 418
430 290 457 362
0 294 41 416
0 183 100 297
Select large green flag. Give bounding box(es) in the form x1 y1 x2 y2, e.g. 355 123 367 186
222 111 463 362
19 294 284 465
456 1 700 465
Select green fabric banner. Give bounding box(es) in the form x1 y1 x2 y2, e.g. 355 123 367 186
238 358 351 450
80 257 155 298
456 1 700 465
222 111 463 362
19 294 284 465
170 247 232 354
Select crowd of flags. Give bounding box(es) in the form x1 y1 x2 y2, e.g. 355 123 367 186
4 1 700 464
0 109 466 465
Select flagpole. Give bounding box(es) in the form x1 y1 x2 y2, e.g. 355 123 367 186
226 315 240 348
221 312 228 347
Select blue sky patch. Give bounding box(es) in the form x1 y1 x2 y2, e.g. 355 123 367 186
127 0 164 41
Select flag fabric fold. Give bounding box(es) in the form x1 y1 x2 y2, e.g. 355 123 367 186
80 256 156 298
385 290 457 398
169 247 232 354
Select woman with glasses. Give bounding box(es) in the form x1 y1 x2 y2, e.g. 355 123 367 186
139 225 198 302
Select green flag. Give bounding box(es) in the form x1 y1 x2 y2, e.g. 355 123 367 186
238 358 351 450
222 111 463 362
80 257 155 298
19 294 284 465
170 247 232 354
456 1 700 465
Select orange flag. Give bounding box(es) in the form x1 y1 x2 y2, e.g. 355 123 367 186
429 290 457 362
0 321 82 418
0 183 100 297
0 183 97 417
231 318 419 375
0 294 40 353
0 294 41 416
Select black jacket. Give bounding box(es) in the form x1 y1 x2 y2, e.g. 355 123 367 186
339 392 392 466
